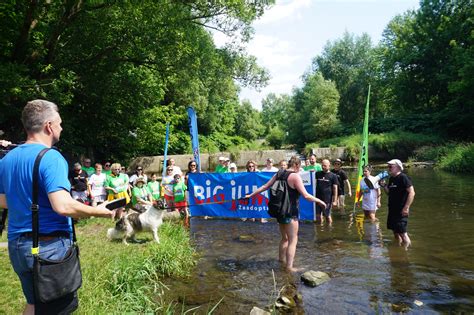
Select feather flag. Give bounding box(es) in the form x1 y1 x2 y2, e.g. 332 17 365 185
354 85 371 209
187 106 201 172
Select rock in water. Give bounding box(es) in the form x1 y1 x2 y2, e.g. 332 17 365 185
301 270 330 287
250 306 271 315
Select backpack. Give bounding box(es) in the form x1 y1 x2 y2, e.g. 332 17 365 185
267 170 292 219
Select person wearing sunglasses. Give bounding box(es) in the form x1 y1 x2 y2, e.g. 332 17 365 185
129 166 147 187
103 162 112 176
381 159 415 249
185 160 199 186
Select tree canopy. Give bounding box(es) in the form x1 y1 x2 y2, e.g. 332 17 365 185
0 0 272 161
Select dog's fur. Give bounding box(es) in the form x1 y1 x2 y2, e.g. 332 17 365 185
107 200 166 245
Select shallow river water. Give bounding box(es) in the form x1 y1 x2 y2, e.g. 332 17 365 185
164 168 474 314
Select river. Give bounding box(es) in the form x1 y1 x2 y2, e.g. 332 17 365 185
163 168 474 314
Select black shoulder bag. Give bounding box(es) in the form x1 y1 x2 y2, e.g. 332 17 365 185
31 148 82 313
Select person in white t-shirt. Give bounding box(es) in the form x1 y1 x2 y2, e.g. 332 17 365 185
263 158 278 172
358 165 381 222
88 163 107 206
168 158 182 176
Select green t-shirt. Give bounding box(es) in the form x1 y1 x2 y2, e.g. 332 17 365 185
82 166 95 177
147 181 161 200
103 169 112 176
215 164 225 173
173 182 187 202
304 164 322 172
105 173 129 194
132 186 149 206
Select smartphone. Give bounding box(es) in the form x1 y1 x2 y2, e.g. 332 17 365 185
105 198 127 210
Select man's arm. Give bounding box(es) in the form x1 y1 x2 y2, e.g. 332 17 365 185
344 179 352 197
48 190 114 219
332 184 338 206
402 186 415 216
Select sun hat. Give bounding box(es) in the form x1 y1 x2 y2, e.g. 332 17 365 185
387 159 404 171
218 156 226 161
134 176 146 185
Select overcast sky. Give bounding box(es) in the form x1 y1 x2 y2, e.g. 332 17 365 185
214 0 420 110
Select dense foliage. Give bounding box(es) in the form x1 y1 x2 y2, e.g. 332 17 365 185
0 0 272 162
1 1 472 161
261 0 473 149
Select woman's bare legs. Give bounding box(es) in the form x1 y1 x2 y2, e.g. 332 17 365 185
283 219 300 272
278 223 289 263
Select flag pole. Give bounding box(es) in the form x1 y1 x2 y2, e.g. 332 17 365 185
162 122 170 177
353 84 371 215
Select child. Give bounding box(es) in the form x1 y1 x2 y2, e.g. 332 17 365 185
147 173 161 202
173 174 189 227
358 165 381 221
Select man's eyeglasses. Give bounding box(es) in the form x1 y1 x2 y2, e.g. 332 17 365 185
105 164 111 167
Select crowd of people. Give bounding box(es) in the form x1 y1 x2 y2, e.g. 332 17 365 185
0 99 416 313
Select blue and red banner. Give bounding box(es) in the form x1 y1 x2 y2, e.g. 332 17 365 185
187 172 316 220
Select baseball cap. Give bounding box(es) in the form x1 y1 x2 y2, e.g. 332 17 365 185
229 163 237 169
387 159 404 171
218 156 225 161
334 158 342 164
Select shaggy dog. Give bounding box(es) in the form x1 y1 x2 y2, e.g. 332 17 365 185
107 200 166 245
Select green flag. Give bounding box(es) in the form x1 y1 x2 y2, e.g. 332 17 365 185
354 85 371 208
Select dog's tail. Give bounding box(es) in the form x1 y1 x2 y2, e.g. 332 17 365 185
107 227 123 241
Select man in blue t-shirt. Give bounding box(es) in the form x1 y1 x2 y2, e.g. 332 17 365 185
0 100 115 314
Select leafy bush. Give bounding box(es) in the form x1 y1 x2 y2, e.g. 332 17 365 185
437 143 474 172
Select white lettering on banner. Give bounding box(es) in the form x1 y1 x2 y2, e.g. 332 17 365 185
192 178 269 201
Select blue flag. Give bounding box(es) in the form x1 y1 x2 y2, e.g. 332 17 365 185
187 106 201 172
162 122 170 177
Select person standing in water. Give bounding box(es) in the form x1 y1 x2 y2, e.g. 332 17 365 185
245 156 326 272
381 159 415 248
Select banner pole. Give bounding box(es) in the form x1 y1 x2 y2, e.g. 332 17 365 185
162 122 170 177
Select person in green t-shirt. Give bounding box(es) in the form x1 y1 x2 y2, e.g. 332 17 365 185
173 174 189 227
132 177 153 212
303 154 322 172
104 163 130 218
81 158 95 176
214 156 226 173
147 173 161 201
103 161 112 175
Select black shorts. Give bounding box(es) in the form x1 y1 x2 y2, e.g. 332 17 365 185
387 215 408 233
316 204 331 217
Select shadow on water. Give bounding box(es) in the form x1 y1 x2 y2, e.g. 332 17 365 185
162 168 474 314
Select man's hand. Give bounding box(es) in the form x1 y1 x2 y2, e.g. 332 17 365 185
348 192 352 197
401 207 409 217
97 201 117 219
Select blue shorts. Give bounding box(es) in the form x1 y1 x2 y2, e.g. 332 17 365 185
8 234 72 304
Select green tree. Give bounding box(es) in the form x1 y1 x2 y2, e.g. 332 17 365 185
0 1 273 161
380 0 473 139
286 73 340 147
313 32 380 129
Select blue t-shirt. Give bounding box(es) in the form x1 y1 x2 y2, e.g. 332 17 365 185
0 143 71 241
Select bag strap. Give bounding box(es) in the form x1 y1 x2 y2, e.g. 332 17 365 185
31 148 76 256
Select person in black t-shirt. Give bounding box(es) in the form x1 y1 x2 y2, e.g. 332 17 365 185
69 162 90 203
380 159 415 248
315 159 338 224
331 158 352 212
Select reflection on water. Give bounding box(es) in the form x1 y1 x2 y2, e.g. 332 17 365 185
163 169 474 313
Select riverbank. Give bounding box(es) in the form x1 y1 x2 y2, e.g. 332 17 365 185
0 219 197 314
307 131 473 173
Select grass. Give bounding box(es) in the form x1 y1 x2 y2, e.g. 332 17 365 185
0 218 197 314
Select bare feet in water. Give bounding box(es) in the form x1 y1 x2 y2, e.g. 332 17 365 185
286 267 305 273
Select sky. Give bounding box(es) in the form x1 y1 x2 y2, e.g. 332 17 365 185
214 0 420 110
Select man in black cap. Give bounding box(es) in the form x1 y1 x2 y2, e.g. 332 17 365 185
331 158 351 212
